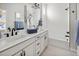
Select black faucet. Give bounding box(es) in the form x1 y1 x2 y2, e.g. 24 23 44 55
11 28 15 36
4 33 9 37
8 27 11 32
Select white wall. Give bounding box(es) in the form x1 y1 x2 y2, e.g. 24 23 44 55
42 4 48 30
47 3 69 42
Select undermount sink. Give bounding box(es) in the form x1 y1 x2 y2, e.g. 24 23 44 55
9 35 26 41
0 35 26 42
0 35 26 47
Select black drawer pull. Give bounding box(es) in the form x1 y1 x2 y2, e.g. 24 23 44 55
66 32 70 34
37 37 40 38
20 50 26 56
23 51 26 56
37 51 40 54
65 35 70 37
37 43 40 45
44 36 47 40
72 10 75 13
20 53 23 56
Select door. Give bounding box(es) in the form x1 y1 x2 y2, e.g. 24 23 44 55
40 35 45 54
47 3 69 48
69 3 77 51
44 32 48 48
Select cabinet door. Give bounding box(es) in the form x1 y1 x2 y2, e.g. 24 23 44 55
14 50 23 56
35 39 41 56
40 36 45 54
24 43 34 56
44 33 48 48
40 32 48 54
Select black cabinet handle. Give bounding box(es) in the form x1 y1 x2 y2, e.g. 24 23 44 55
37 43 40 45
20 52 23 56
65 8 68 11
37 37 40 38
20 50 26 56
37 51 40 55
65 35 70 37
66 32 70 34
22 50 26 56
72 10 75 13
44 36 47 40
23 51 26 56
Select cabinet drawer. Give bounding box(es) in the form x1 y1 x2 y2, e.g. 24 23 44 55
0 38 35 56
24 43 34 56
35 48 40 56
40 32 48 37
35 31 48 41
35 39 41 50
36 35 40 41
14 50 23 56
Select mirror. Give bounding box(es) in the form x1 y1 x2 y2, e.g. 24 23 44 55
24 3 42 33
0 9 6 31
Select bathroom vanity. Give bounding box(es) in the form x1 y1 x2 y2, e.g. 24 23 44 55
0 29 48 56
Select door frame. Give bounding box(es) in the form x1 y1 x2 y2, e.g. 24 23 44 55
69 3 77 52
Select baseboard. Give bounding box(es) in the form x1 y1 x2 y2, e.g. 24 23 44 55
77 46 79 56
48 38 77 54
48 38 70 50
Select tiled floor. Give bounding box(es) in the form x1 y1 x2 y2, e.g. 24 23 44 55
42 44 76 56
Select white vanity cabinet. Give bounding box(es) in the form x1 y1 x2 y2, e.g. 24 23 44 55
44 32 48 48
40 32 48 54
14 43 35 56
35 36 41 56
0 30 48 56
40 35 45 54
24 43 35 56
14 50 24 56
34 31 48 55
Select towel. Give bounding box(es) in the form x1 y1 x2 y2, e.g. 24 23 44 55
15 21 24 30
76 20 79 45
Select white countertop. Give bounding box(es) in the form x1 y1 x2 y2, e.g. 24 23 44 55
0 29 48 52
